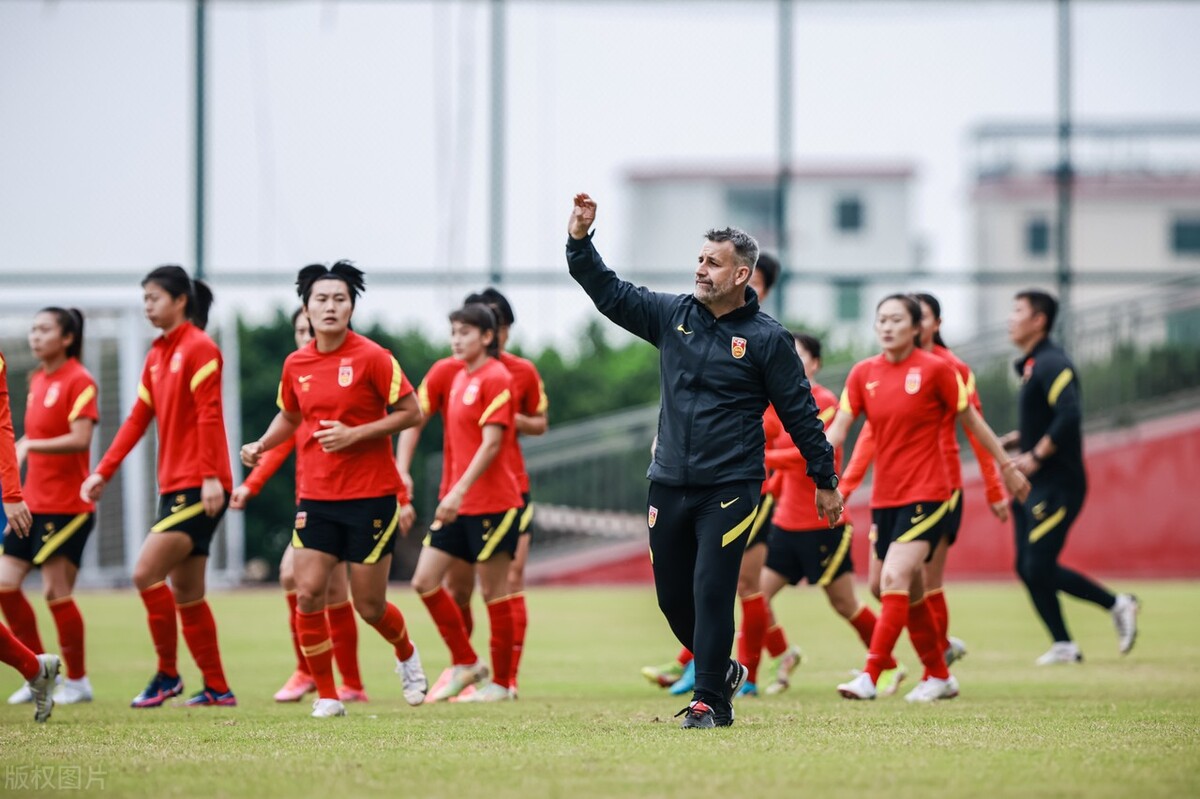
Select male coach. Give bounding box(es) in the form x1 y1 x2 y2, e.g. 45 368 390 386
1006 290 1139 665
566 193 842 728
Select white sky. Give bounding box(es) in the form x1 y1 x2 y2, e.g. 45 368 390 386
2 0 1198 347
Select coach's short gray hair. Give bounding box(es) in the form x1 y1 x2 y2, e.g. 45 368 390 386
705 227 759 270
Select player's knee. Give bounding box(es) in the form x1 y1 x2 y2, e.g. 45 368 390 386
353 595 384 625
411 572 438 596
447 584 472 608
132 563 165 592
294 586 325 613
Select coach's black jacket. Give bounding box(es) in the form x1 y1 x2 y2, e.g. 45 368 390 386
567 234 836 488
1014 337 1087 493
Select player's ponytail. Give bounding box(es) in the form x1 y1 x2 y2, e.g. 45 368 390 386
142 265 213 330
191 279 214 331
913 292 947 348
39 307 85 360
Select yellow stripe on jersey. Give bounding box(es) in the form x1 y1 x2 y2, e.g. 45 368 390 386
1048 368 1074 407
276 382 284 410
535 380 549 414
1029 506 1067 544
818 406 837 425
388 357 404 406
478 507 519 561
190 357 219 393
966 369 977 398
817 524 854 586
417 380 431 415
67 385 96 423
0 352 5 375
897 499 952 543
721 506 759 548
954 372 968 412
32 513 91 565
138 382 154 408
839 387 853 415
363 505 401 565
478 389 511 426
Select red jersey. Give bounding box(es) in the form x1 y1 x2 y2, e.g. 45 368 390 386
498 351 548 494
765 382 849 530
932 345 1004 504
0 351 23 503
23 358 98 514
417 357 465 498
840 348 965 508
442 358 521 515
97 323 233 493
278 330 411 502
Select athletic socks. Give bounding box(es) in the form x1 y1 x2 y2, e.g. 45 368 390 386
139 582 178 678
177 598 230 694
865 591 909 684
0 622 39 681
0 589 44 654
326 600 364 690
459 600 474 639
284 591 310 676
296 610 338 700
764 623 788 659
677 646 694 666
366 601 414 662
47 596 86 680
509 593 528 689
486 596 515 689
848 604 877 649
420 586 477 665
925 588 950 654
738 593 768 684
907 598 950 681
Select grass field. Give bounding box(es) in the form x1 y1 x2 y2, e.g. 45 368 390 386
0 581 1197 798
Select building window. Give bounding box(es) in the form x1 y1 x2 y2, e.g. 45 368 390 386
1172 218 1200 255
835 280 862 321
725 187 777 248
1026 217 1050 257
835 196 864 232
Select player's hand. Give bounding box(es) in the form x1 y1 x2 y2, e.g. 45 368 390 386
398 502 416 536
240 440 265 468
569 193 596 240
1001 462 1032 503
2 500 31 538
433 490 464 528
815 487 845 528
1012 451 1040 477
229 485 252 510
201 477 225 517
314 420 359 452
998 430 1021 453
989 500 1009 522
80 473 106 503
15 437 29 469
398 470 415 498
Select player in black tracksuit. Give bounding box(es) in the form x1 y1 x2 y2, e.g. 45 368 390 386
566 194 842 728
1007 290 1139 664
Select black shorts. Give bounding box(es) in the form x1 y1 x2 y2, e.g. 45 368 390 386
765 523 855 586
944 488 964 546
517 493 535 537
424 508 520 563
871 499 953 562
1 512 95 568
1013 481 1085 552
745 492 776 550
293 495 399 564
152 488 229 558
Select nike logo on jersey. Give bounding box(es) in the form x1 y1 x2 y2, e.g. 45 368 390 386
866 381 881 391
171 502 187 513
677 324 693 335
720 497 739 509
298 375 313 383
910 513 927 525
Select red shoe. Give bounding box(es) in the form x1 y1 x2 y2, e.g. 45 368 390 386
337 685 370 703
273 671 316 703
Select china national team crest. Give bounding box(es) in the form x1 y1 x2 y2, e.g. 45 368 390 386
295 511 307 530
169 352 184 373
1022 358 1036 384
338 365 353 387
731 336 747 359
647 505 658 528
905 368 922 395
462 381 480 406
43 382 61 408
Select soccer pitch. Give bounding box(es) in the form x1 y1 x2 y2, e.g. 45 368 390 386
0 582 1196 798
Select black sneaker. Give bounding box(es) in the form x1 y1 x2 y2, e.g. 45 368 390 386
675 700 716 729
711 659 748 727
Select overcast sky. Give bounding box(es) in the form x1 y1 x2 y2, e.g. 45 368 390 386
2 0 1198 346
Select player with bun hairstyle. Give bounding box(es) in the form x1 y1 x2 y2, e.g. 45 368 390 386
81 266 237 708
2 309 98 706
828 294 1029 703
241 262 427 718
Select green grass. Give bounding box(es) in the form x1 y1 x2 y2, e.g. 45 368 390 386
0 582 1197 798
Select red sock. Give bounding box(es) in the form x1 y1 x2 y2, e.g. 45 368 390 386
907 598 950 680
178 599 230 694
139 583 178 678
738 594 768 684
851 605 897 671
486 596 515 689
367 602 415 662
509 593 528 689
458 601 474 639
925 588 950 654
48 597 85 680
326 601 363 690
285 591 309 675
420 587 476 665
865 592 909 684
0 622 39 681
296 610 338 700
678 647 693 666
764 624 788 658
0 589 44 654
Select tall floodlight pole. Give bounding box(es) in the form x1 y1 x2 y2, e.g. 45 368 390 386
774 0 793 321
488 0 506 286
194 0 208 280
1055 0 1073 345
